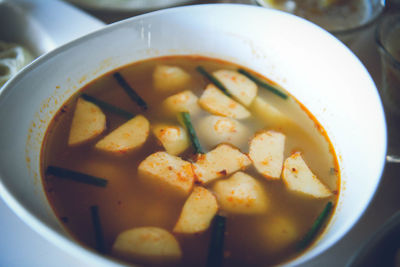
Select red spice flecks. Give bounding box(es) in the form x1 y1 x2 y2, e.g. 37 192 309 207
197 153 206 161
218 169 227 176
60 105 68 113
194 180 203 186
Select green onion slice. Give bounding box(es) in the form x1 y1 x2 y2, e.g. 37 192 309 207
297 201 333 250
238 68 288 99
90 205 106 254
196 66 232 97
81 93 135 119
113 72 148 110
46 166 108 187
179 112 204 154
207 215 226 267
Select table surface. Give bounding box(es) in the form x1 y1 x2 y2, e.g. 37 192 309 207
1 1 400 266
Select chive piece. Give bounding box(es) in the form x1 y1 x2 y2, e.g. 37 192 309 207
179 112 204 154
81 93 135 119
238 68 288 99
207 215 226 267
90 205 106 254
46 166 108 187
196 66 232 97
113 72 148 110
297 201 333 250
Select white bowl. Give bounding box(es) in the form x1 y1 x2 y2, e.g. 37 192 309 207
66 0 195 12
0 4 386 266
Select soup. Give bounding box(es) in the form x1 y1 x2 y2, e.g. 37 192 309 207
41 55 340 266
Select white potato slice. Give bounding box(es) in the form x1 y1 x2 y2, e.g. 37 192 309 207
162 90 201 116
173 186 218 234
95 115 149 154
249 130 285 180
152 123 189 156
68 97 106 146
193 144 251 184
138 151 195 196
282 152 332 198
249 96 293 128
213 69 257 106
112 227 182 265
197 115 250 149
213 172 268 214
153 64 191 92
260 215 299 252
198 84 251 119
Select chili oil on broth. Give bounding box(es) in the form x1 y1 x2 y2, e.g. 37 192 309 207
41 55 340 267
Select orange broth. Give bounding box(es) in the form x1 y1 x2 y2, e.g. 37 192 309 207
41 55 340 266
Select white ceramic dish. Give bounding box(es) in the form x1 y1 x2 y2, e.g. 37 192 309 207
66 0 196 12
0 4 386 267
0 0 105 91
0 0 105 55
0 1 55 57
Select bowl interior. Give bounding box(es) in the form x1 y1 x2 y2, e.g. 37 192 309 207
0 4 387 266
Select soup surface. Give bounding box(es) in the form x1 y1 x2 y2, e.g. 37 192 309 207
41 56 340 266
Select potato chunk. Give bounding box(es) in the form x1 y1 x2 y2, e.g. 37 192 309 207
193 144 251 184
282 152 332 198
68 97 106 146
249 96 293 128
153 65 191 92
249 130 285 180
173 186 218 234
260 215 299 252
112 227 182 265
162 90 201 116
213 69 257 106
213 172 268 214
152 123 189 156
198 84 251 119
95 115 149 154
138 151 195 196
197 115 250 149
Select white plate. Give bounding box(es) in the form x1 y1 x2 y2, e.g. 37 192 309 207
5 0 105 51
66 0 196 12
